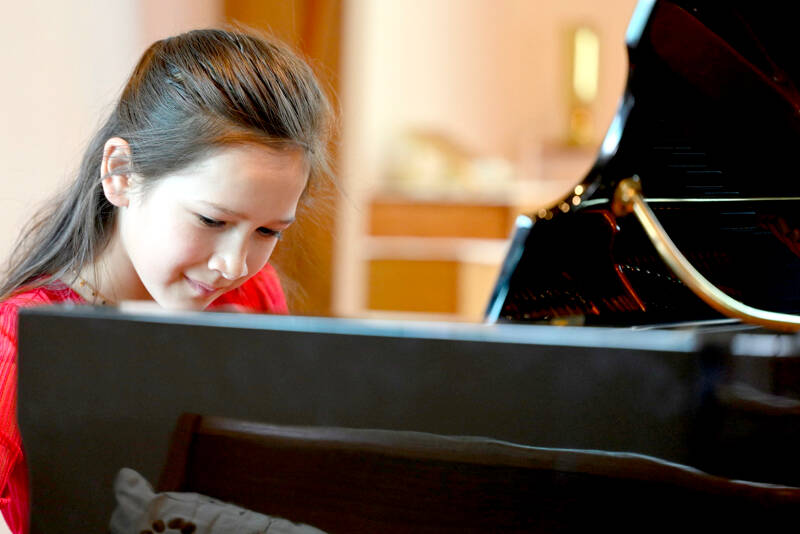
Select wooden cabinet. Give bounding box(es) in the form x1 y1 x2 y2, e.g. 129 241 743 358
368 200 518 239
334 146 597 321
363 197 520 321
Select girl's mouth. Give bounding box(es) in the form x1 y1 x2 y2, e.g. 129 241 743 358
184 276 219 297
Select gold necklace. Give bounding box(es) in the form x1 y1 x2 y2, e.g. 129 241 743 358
72 271 114 306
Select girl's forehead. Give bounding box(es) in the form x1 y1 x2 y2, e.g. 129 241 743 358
143 145 308 217
177 144 307 179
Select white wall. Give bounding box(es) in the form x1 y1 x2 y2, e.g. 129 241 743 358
0 0 222 268
340 0 637 184
334 0 638 315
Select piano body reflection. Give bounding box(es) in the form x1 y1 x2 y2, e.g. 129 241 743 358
488 0 800 329
478 0 800 496
16 0 800 531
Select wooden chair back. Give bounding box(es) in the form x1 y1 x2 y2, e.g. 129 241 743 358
158 413 800 532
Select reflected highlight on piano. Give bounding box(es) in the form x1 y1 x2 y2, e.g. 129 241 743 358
489 0 800 329
614 176 800 331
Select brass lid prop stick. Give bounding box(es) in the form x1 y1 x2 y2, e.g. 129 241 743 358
612 176 800 332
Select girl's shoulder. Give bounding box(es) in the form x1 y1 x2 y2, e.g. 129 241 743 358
2 283 80 307
209 264 289 314
0 283 84 341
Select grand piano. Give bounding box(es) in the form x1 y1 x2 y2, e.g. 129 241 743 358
489 0 800 330
482 0 800 484
16 0 800 532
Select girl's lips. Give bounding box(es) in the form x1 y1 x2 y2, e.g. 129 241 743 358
184 276 222 296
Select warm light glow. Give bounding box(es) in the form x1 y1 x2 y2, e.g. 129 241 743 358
574 184 584 195
572 27 599 104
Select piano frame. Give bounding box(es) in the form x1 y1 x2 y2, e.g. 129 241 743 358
17 307 800 532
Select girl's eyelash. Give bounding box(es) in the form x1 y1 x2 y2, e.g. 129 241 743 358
257 227 282 239
197 214 281 239
197 215 224 227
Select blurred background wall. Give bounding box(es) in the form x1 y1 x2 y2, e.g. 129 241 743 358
0 0 220 283
0 0 638 320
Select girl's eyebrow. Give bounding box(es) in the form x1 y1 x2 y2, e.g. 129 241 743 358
198 201 296 225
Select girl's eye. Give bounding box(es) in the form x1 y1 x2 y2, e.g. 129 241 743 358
197 215 224 228
257 227 282 239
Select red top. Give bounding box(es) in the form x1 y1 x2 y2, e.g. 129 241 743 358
0 265 287 533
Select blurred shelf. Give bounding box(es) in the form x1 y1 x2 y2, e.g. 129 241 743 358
362 199 515 321
342 143 600 322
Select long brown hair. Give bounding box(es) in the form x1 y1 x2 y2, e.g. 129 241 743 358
1 29 332 300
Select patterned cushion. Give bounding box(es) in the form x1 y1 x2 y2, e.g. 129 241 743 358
109 468 327 534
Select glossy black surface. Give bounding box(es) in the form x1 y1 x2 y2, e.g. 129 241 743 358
496 202 800 326
16 308 800 532
490 0 800 327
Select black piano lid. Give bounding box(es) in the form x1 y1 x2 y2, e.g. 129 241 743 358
16 306 800 532
488 0 800 328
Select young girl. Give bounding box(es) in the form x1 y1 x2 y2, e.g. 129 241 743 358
0 28 331 533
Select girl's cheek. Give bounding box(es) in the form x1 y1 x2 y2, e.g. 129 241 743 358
162 223 212 263
248 241 277 274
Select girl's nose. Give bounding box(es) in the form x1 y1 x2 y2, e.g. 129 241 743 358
208 240 249 280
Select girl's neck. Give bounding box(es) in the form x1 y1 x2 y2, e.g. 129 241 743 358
71 269 114 305
72 233 151 305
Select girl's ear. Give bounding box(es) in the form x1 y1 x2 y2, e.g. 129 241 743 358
101 137 134 208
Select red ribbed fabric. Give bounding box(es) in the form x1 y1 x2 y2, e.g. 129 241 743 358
210 264 289 314
0 265 287 533
0 283 81 534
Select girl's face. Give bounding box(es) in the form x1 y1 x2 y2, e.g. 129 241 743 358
107 143 308 310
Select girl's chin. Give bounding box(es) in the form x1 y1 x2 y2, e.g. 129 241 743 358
116 298 208 314
151 292 214 312
163 298 212 311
